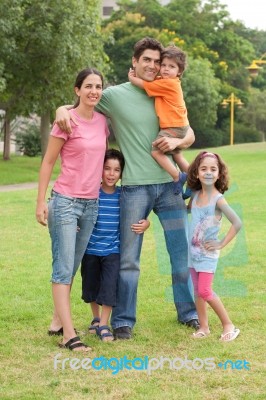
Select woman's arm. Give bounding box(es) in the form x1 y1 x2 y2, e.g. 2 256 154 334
204 197 242 251
36 136 65 226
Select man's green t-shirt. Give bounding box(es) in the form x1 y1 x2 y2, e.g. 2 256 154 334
97 82 174 186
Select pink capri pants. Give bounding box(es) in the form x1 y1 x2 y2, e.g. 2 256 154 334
190 269 216 301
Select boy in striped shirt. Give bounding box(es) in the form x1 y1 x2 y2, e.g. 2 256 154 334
81 149 150 341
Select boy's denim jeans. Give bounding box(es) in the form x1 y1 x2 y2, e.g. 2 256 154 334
48 191 98 284
111 182 197 329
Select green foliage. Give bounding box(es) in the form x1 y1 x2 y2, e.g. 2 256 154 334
126 0 166 28
233 122 262 144
15 125 41 157
210 22 255 90
0 0 109 157
165 0 228 42
193 127 226 148
182 58 221 131
0 0 108 117
239 88 266 140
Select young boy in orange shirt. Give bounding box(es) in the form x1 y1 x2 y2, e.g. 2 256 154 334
128 45 191 197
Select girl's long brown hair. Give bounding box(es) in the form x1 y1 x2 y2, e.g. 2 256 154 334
187 151 229 194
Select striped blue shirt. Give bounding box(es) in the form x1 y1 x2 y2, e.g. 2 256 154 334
85 186 120 256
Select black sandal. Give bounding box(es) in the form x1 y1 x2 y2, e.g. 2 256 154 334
59 336 91 351
88 317 100 334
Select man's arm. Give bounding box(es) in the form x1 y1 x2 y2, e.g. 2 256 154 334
55 86 113 135
152 126 195 153
55 105 76 134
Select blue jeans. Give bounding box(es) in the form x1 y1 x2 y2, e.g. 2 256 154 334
48 191 98 284
111 182 197 328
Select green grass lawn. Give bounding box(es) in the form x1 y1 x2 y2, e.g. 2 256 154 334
0 155 60 185
0 143 265 399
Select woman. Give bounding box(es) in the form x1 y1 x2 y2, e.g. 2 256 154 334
36 68 109 351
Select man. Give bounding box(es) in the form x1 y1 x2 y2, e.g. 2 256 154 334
56 37 199 339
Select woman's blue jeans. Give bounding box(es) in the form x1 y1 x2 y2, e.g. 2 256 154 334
111 182 197 329
48 191 98 284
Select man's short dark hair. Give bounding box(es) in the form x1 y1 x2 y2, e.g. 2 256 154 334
133 37 163 60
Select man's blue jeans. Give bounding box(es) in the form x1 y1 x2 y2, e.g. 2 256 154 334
111 182 197 329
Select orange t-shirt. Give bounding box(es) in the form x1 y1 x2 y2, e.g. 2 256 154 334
143 77 189 128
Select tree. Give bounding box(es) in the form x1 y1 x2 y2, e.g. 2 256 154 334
0 0 108 159
182 58 221 145
239 88 266 141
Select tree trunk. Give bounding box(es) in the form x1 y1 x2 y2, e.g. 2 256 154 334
40 111 51 158
3 112 11 161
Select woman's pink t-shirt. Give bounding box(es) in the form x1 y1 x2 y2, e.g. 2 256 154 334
51 109 109 198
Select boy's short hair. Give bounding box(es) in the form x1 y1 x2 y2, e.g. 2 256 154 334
133 37 163 61
104 149 125 172
161 46 187 77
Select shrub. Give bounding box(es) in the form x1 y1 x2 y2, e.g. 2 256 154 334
192 128 226 148
15 125 41 157
233 122 262 144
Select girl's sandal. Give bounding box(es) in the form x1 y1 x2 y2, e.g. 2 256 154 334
59 336 92 351
220 328 240 342
192 331 209 339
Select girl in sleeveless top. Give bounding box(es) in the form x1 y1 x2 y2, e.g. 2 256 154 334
187 151 242 342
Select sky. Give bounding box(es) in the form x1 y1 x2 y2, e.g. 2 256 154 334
220 0 265 30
